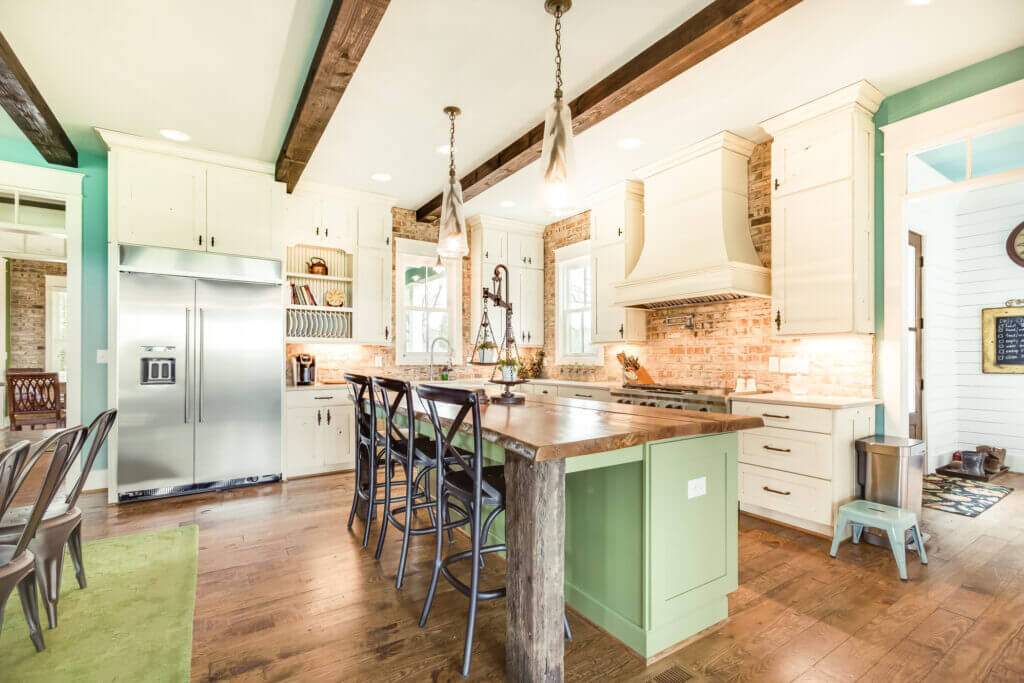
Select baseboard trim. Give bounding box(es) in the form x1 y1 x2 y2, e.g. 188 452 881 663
83 468 107 493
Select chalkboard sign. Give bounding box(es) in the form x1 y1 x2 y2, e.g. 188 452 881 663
983 307 1024 374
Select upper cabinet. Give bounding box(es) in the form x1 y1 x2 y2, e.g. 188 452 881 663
101 130 277 260
760 81 882 336
358 201 392 249
283 188 358 250
469 215 544 348
588 181 646 343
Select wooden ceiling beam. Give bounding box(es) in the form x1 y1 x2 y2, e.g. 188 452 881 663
277 0 389 192
0 30 77 167
417 0 802 221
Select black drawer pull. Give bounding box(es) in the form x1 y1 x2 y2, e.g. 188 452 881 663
314 396 335 400
574 393 593 398
763 445 792 453
763 486 791 496
762 413 790 420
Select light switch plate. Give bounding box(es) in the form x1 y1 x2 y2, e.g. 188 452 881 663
687 476 707 499
96 349 109 364
768 356 780 373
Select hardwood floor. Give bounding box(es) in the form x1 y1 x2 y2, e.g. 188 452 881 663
77 472 1024 682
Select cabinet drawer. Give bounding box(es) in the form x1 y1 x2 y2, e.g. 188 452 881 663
739 463 832 526
556 386 612 402
532 384 556 397
731 400 832 434
739 427 832 480
287 389 353 409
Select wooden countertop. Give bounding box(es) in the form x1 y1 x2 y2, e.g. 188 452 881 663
413 392 762 462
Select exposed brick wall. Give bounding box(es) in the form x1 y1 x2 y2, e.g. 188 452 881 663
6 259 67 369
748 141 772 268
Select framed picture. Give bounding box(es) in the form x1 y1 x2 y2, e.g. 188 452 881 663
982 306 1024 374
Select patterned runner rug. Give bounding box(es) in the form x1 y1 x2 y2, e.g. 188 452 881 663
923 474 1013 518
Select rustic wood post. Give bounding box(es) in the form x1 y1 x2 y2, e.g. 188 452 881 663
505 453 566 682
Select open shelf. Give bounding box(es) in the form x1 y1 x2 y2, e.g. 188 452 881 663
285 271 353 283
286 337 355 345
286 305 353 313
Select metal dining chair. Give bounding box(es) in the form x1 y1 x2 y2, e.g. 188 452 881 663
0 425 88 628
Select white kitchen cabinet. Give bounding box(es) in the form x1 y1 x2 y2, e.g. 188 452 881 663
760 81 881 336
357 201 392 249
506 266 543 347
589 180 642 258
285 390 355 478
206 165 275 259
482 229 507 264
354 245 392 344
508 232 542 268
592 242 646 343
284 190 357 250
114 148 206 251
732 397 876 538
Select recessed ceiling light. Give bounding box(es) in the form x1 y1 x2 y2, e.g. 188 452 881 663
500 200 516 208
370 172 392 182
436 144 451 155
617 137 643 151
159 128 190 142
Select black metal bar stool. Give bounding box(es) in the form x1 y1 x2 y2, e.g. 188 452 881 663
344 373 389 548
415 384 571 678
371 377 467 588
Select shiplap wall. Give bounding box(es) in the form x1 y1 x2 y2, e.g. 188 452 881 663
953 180 1024 471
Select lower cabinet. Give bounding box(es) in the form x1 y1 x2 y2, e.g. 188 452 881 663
285 390 355 478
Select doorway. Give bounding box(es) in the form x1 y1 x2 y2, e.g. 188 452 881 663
907 231 923 439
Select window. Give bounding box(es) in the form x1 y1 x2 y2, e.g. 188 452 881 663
394 238 462 365
45 275 68 379
555 241 598 365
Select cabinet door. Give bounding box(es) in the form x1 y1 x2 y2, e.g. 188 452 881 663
321 405 355 470
482 229 507 264
772 180 854 335
521 267 544 346
285 407 320 477
508 233 542 268
772 114 852 197
354 246 392 343
116 149 205 250
284 191 320 246
321 195 357 249
206 165 274 258
591 244 625 343
590 197 623 246
358 202 392 249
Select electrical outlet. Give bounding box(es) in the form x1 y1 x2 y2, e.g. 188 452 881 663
768 356 780 373
687 476 707 499
96 349 109 364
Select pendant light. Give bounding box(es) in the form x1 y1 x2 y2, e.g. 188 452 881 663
540 0 576 213
437 105 469 259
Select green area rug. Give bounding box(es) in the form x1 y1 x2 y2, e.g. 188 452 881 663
1 524 197 682
923 474 1013 518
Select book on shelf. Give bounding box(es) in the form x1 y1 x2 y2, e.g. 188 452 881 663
290 283 300 305
302 285 317 306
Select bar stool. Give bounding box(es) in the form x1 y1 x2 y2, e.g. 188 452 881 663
415 384 571 678
371 377 467 588
344 373 390 548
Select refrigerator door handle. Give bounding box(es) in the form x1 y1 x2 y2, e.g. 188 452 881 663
198 308 205 423
184 307 192 423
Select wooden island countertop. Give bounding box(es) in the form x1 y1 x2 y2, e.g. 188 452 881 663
411 390 763 461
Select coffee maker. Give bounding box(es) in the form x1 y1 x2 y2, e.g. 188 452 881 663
292 354 316 386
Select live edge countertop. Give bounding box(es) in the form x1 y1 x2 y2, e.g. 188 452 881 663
413 392 762 462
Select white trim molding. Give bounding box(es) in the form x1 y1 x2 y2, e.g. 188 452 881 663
393 237 463 366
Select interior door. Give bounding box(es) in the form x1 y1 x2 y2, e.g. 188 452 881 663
194 279 282 483
117 272 196 494
908 231 924 440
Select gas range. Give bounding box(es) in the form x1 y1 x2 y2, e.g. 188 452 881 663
611 383 758 413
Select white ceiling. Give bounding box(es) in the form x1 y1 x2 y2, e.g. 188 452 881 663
303 0 1024 224
0 0 331 158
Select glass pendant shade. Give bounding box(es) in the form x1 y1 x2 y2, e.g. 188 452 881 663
540 96 576 212
438 174 469 258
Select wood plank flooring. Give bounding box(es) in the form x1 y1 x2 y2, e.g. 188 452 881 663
76 472 1024 682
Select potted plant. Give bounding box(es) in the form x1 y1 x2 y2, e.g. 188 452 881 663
497 357 519 382
477 341 497 364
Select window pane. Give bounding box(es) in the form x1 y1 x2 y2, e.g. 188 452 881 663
973 123 1024 178
405 310 427 354
18 194 66 229
907 139 967 193
0 191 14 224
581 311 593 354
404 266 427 306
425 266 447 307
427 311 448 345
567 265 586 306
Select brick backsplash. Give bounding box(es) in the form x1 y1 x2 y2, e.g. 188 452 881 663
290 140 875 397
6 259 67 369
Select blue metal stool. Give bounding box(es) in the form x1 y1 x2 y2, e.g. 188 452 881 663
830 499 928 580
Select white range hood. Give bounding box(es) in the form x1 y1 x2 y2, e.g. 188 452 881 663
613 132 769 309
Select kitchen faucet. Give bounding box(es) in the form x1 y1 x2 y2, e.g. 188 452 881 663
428 336 453 381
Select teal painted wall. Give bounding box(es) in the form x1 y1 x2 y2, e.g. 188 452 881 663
0 138 108 467
872 46 1024 427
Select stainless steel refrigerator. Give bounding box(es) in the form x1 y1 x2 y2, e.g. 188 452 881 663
116 245 282 502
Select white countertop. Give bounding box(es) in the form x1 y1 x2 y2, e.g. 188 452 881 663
731 393 882 409
286 383 351 392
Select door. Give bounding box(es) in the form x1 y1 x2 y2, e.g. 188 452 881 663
354 246 392 343
286 407 318 477
194 279 282 482
206 166 274 259
117 149 205 251
117 272 196 493
908 231 924 439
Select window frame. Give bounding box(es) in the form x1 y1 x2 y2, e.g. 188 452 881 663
554 240 600 365
44 274 68 379
394 238 463 366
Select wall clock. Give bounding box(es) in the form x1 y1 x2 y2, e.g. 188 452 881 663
1008 221 1024 267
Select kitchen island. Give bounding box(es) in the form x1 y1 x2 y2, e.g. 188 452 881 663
408 390 762 681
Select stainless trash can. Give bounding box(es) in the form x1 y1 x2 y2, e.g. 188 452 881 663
855 435 927 550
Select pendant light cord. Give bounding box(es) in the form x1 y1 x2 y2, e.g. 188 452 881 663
448 110 457 179
553 8 564 99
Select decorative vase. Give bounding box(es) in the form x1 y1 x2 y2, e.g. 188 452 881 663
500 365 518 382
